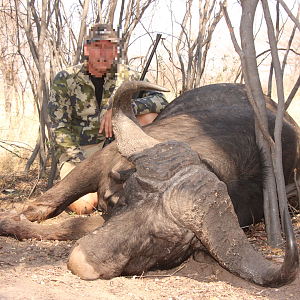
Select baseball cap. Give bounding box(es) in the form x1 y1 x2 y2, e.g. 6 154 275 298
85 23 119 44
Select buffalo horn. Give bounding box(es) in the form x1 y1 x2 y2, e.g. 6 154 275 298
112 81 169 158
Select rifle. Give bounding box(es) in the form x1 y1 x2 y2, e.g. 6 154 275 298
103 33 162 148
132 33 162 99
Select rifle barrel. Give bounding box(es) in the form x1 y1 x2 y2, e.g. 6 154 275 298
136 34 162 99
140 34 162 81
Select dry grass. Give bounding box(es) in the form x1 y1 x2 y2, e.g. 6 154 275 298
0 96 39 174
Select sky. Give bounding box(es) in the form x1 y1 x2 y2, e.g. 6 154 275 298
127 0 299 54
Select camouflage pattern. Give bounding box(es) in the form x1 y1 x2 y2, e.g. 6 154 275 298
48 63 168 163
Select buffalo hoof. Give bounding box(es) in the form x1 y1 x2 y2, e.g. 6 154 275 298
67 244 100 280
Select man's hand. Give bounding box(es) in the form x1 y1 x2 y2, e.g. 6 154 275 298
99 108 113 138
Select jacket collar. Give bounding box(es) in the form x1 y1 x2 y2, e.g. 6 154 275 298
73 63 91 85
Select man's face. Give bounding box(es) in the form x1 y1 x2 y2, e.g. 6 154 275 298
84 40 117 77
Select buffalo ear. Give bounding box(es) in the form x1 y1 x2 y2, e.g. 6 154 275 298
110 168 136 182
109 157 136 183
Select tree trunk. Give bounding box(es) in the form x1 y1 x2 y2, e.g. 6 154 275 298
240 0 282 247
73 0 90 65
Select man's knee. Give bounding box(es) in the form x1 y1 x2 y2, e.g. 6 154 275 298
136 113 158 126
59 160 98 214
68 193 98 214
60 161 77 179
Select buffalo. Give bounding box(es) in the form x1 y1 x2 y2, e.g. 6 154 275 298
0 82 299 287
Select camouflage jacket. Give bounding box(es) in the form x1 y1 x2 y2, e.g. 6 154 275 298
48 63 168 163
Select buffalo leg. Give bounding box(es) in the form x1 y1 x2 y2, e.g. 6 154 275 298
22 151 107 222
0 214 106 241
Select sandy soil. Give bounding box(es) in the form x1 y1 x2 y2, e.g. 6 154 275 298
1 170 300 300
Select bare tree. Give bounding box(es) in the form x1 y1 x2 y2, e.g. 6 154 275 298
0 0 23 119
175 0 226 93
222 0 300 247
73 0 90 65
121 0 157 63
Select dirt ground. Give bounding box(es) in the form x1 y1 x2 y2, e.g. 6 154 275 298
1 170 300 300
